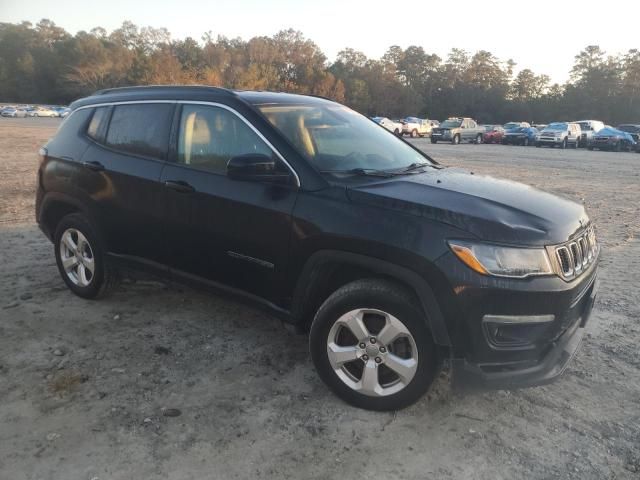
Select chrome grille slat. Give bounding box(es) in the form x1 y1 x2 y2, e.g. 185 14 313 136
554 226 597 280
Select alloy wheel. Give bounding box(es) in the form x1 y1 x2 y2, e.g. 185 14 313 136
59 228 95 287
326 308 419 397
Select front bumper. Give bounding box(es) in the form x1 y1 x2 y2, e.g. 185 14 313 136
537 137 564 145
434 249 599 391
502 135 528 144
452 276 597 390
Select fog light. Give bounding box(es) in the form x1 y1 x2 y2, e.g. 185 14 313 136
483 314 555 348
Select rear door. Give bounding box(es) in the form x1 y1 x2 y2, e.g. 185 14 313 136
159 103 298 303
77 102 175 265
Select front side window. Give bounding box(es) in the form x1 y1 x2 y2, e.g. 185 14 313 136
177 105 273 174
258 103 430 173
105 103 174 159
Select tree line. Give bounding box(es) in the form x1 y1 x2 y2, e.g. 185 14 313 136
1 19 639 124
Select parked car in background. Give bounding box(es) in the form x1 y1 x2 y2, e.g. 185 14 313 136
503 121 531 130
532 124 547 131
536 122 581 149
502 126 539 146
1 107 28 117
372 116 403 135
401 117 433 137
482 125 505 144
616 124 640 143
431 117 485 144
588 126 636 152
574 120 605 147
29 107 58 117
53 106 71 118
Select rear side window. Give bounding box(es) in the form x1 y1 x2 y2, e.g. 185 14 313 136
87 107 109 140
105 104 174 159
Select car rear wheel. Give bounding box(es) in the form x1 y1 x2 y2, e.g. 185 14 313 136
452 134 460 145
475 134 483 144
54 213 116 299
309 279 438 411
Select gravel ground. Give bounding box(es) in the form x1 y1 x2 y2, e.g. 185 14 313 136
0 118 639 479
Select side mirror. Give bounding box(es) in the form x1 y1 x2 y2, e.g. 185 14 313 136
227 153 292 184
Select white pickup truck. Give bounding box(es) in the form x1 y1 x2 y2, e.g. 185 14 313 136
401 117 434 138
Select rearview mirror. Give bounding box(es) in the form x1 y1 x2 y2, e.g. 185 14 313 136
227 153 292 184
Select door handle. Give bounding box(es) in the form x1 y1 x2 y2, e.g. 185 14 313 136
82 160 104 171
164 180 195 193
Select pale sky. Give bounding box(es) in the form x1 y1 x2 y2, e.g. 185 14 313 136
1 0 639 84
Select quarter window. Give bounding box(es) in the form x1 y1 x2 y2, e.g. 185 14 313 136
105 104 174 159
177 104 273 174
87 107 109 140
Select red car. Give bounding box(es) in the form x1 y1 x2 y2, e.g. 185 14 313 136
483 125 505 144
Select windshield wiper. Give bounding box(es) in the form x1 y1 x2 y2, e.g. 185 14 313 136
401 162 434 172
320 168 396 178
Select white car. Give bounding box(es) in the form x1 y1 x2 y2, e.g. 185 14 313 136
29 107 59 117
401 117 433 138
372 117 403 135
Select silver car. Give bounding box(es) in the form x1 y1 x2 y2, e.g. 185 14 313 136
536 122 582 149
1 107 28 118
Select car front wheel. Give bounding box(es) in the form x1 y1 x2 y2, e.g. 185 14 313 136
310 279 438 411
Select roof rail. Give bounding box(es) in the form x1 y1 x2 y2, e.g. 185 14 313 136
93 85 236 97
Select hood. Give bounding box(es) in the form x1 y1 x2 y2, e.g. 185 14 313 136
346 168 588 245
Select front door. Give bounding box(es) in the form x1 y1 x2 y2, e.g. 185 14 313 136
160 103 298 303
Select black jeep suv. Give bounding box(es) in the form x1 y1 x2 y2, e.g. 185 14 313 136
36 86 599 411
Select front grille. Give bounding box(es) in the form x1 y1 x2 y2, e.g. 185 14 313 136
595 136 609 142
554 226 598 279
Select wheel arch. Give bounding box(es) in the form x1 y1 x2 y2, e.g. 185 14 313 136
290 250 452 346
38 192 97 241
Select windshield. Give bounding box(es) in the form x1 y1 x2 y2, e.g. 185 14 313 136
440 119 462 128
546 123 568 130
578 122 592 131
258 103 431 172
503 122 520 129
618 125 640 133
404 117 420 123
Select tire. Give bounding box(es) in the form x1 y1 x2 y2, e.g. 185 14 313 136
536 142 541 148
588 146 594 151
54 213 116 299
430 138 437 144
394 129 400 136
561 138 567 149
523 137 530 146
614 142 621 152
452 134 460 145
410 129 418 138
309 279 438 411
475 134 483 144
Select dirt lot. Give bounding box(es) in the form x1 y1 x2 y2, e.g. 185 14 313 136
1 118 639 480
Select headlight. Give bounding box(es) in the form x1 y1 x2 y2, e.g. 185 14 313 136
448 240 553 278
